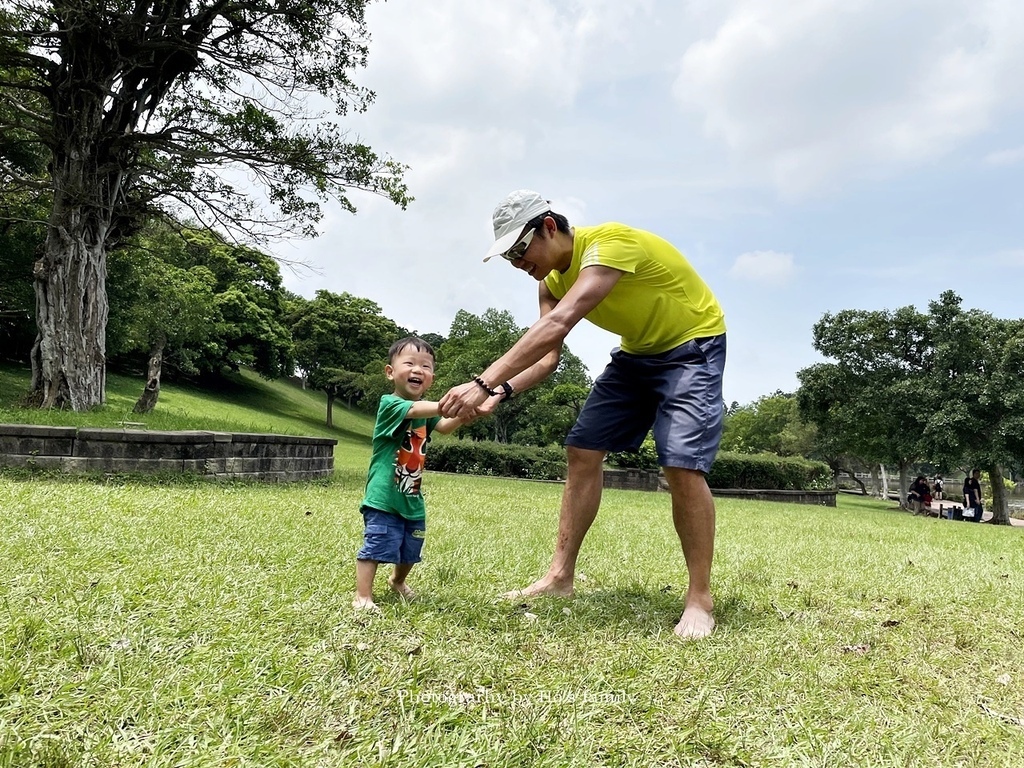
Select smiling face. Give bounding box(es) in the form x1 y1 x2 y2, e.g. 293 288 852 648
386 344 435 400
506 217 573 281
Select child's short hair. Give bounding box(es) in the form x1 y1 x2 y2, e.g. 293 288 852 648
388 336 435 363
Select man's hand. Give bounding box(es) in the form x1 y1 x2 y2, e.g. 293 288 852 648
438 381 490 418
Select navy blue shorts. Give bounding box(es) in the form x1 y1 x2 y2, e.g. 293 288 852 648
566 334 726 473
356 507 426 564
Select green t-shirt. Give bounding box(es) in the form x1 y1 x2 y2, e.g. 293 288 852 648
544 223 726 354
361 394 441 521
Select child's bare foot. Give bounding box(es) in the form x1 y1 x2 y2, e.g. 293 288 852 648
388 578 415 601
352 596 380 612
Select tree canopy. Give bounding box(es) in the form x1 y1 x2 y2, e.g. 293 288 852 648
721 391 816 458
0 0 409 409
106 221 294 410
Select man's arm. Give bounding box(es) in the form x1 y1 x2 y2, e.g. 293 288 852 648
439 266 622 418
471 284 561 419
481 265 622 385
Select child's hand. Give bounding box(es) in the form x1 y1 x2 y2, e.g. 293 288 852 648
475 393 503 418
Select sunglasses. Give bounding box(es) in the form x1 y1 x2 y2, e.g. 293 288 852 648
501 228 536 262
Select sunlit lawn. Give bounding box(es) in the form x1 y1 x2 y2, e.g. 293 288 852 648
2 473 1023 767
1 365 1023 766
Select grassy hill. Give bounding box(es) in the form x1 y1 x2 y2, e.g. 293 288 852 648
0 363 375 471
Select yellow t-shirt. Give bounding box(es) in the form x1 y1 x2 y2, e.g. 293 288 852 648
544 223 726 355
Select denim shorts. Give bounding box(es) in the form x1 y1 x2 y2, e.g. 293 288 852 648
356 507 426 564
566 334 726 473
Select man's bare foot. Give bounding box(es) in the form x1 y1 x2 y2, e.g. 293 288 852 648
673 605 715 640
388 578 415 601
502 575 574 600
352 596 380 612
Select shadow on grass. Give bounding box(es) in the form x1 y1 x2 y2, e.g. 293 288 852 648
399 583 780 639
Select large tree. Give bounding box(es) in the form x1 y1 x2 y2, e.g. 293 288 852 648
923 292 1024 525
797 305 934 504
0 0 409 410
797 293 1024 524
721 391 817 458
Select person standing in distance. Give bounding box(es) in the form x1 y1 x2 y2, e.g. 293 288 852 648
438 190 727 639
963 469 984 523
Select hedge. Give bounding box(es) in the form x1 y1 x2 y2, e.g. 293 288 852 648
434 438 832 492
707 451 833 491
429 439 566 481
608 439 832 491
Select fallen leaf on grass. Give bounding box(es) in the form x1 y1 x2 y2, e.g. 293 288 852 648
842 644 871 654
979 700 1024 729
996 674 1012 685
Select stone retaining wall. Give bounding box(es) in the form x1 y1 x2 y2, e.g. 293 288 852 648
602 467 836 506
602 467 662 491
707 487 837 507
0 424 336 482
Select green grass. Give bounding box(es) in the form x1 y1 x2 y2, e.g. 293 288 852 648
0 364 374 471
2 366 1023 766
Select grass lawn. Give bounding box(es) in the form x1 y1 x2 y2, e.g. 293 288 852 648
2 366 1023 766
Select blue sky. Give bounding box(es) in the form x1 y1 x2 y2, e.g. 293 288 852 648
278 0 1024 406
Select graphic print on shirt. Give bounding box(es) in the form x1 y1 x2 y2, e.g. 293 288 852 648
394 424 427 495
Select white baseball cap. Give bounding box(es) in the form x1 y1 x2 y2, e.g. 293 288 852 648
482 189 552 262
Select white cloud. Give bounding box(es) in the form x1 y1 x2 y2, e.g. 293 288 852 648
672 0 1024 197
984 146 1024 166
729 250 796 284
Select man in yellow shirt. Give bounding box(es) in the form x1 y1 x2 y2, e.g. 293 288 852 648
439 190 727 639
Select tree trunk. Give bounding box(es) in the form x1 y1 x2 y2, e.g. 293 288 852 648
870 465 881 497
30 60 122 411
841 464 867 495
987 464 1011 525
898 461 910 509
133 335 166 413
31 228 109 410
493 415 508 444
326 392 335 428
880 464 889 500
